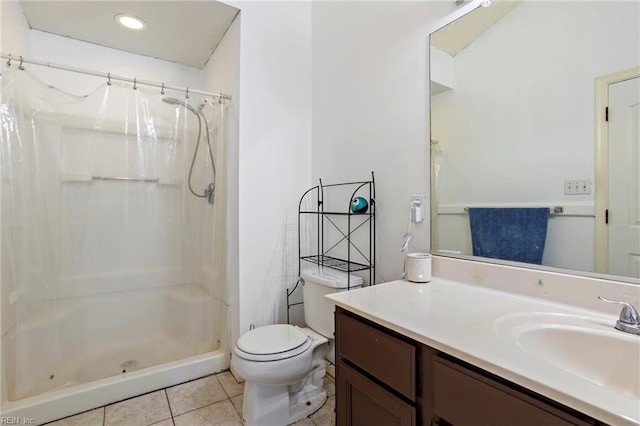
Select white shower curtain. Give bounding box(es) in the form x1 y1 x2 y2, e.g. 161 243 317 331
1 66 226 401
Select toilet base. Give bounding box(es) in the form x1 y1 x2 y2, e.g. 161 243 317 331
243 382 289 426
289 389 326 424
242 383 326 426
288 360 327 424
242 359 328 425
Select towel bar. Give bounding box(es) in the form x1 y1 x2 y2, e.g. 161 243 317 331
462 206 564 214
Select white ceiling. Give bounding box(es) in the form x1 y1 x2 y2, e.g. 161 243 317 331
431 0 522 56
19 1 239 69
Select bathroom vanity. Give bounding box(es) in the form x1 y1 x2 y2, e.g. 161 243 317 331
327 260 640 426
354 1 640 423
336 307 597 426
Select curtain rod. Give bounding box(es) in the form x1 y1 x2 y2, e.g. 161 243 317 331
1 53 232 101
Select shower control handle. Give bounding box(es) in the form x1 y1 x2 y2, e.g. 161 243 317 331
205 183 215 205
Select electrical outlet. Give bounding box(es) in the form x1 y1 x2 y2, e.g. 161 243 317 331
564 179 592 195
411 194 426 223
412 194 427 205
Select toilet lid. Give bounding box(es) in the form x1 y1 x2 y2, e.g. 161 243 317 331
237 324 308 355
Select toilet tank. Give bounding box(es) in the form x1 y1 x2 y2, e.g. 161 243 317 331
301 267 363 338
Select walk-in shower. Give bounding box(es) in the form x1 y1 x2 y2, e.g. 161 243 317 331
0 57 230 424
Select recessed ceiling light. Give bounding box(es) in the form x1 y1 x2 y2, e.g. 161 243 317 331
115 14 147 30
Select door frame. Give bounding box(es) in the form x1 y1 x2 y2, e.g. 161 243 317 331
594 66 640 273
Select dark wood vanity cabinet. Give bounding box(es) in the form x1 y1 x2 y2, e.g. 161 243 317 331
335 307 603 426
335 308 421 425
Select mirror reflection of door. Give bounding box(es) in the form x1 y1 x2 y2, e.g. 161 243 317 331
607 76 640 278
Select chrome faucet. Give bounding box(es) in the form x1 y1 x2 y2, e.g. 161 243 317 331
598 296 640 335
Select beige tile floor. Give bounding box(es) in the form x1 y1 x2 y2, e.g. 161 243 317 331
44 371 335 426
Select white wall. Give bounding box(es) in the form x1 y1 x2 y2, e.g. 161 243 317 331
311 1 456 283
0 0 30 56
431 1 640 272
28 30 203 93
430 46 454 94
220 1 313 335
212 0 457 340
203 12 241 350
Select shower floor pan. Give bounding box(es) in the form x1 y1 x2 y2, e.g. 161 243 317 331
8 335 217 401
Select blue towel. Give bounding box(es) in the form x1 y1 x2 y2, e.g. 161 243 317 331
468 207 549 265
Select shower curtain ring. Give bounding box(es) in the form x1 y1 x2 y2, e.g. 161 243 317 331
6 55 11 67
107 73 112 86
133 78 137 90
185 87 190 99
161 83 165 95
18 56 25 70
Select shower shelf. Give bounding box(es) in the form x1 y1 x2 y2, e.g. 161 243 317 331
60 173 182 185
287 172 376 324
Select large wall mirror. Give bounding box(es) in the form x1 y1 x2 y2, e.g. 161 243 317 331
429 0 640 283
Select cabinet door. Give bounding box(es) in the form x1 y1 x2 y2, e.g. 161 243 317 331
432 357 593 426
337 360 416 426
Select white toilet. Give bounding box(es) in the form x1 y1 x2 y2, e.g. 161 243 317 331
231 267 363 425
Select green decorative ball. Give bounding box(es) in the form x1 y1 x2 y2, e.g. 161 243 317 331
350 197 368 213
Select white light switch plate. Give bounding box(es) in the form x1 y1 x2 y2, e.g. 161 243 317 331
564 179 592 195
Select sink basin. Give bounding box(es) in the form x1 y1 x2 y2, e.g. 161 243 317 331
495 313 640 398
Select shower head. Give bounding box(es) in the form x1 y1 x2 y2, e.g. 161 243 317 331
162 97 204 115
163 96 216 205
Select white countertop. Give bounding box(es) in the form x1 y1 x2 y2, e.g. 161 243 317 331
326 278 640 426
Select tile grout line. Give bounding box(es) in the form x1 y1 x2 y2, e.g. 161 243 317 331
230 395 242 420
216 372 245 421
166 397 230 420
216 373 232 400
155 372 227 424
123 372 234 424
163 389 175 425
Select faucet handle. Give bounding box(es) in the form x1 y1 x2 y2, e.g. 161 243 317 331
598 296 640 333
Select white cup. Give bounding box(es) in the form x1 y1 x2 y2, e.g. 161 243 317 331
406 253 432 283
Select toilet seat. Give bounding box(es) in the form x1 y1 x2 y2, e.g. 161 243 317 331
235 324 311 362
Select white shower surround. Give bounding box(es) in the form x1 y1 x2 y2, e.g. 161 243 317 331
0 83 230 422
0 26 232 424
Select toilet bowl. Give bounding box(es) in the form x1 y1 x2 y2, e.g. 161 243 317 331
232 325 329 425
231 268 362 425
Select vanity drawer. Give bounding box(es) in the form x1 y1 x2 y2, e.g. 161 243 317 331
337 311 416 401
432 357 593 426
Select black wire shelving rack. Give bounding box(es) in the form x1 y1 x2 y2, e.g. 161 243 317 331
287 172 376 324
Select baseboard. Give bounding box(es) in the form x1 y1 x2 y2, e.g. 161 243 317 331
229 364 244 383
325 359 335 379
